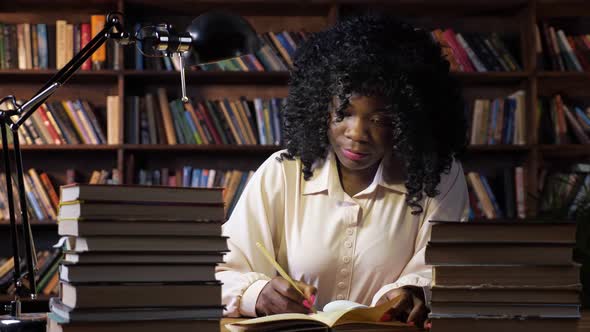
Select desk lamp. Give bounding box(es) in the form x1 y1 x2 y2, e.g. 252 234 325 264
0 11 259 331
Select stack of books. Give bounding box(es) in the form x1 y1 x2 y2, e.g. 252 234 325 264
426 220 581 332
46 184 227 332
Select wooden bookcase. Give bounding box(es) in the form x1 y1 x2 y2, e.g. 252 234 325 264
1 0 589 303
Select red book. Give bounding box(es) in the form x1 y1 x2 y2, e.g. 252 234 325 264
40 172 59 211
80 23 91 70
197 101 223 144
442 29 475 72
38 104 63 144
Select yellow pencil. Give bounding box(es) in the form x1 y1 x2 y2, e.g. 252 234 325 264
255 242 318 313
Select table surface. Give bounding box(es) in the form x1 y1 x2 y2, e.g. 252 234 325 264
220 312 590 332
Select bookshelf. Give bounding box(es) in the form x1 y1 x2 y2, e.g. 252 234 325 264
1 0 590 308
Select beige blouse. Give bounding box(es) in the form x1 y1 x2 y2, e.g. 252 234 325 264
216 149 469 317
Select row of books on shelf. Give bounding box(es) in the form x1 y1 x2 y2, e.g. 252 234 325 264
123 89 284 145
537 22 590 72
0 249 61 297
468 90 526 145
432 29 521 72
539 163 590 219
136 167 253 217
468 163 590 220
466 168 526 220
0 168 119 223
0 98 108 145
134 27 522 73
133 28 310 73
0 17 117 71
538 94 590 144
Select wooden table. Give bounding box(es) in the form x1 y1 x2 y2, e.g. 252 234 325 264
221 312 590 331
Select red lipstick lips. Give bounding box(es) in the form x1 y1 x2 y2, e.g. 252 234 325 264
342 148 369 161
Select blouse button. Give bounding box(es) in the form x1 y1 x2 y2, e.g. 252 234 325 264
342 256 351 264
336 295 345 300
346 229 353 236
340 268 349 275
338 282 346 289
344 241 352 248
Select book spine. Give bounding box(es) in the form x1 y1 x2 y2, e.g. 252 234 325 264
203 101 229 144
90 15 106 69
156 88 177 145
81 100 107 144
38 104 62 144
39 172 59 212
197 101 221 144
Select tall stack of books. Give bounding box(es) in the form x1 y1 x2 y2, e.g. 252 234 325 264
46 184 227 332
426 220 580 332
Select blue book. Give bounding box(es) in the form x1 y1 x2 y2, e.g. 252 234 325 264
182 166 192 187
200 169 208 187
162 57 173 71
479 174 503 218
191 169 201 187
575 107 590 127
152 169 161 186
569 174 590 218
253 98 267 145
274 32 295 57
138 169 147 185
135 23 143 70
222 99 247 144
503 101 514 144
488 99 498 145
37 24 48 69
271 98 282 145
182 107 201 144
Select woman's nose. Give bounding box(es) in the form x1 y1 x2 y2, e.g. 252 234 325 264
344 117 369 142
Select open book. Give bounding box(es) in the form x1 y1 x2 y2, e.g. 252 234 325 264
226 297 417 331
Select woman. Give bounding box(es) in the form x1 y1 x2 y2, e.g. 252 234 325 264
216 14 469 329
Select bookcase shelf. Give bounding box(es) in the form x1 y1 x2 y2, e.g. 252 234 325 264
122 144 282 153
123 70 291 85
539 144 590 158
466 145 532 152
2 144 120 151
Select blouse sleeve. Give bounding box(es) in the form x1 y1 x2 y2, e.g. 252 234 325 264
370 161 469 307
215 152 287 317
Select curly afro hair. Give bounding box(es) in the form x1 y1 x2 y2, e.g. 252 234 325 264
279 13 467 214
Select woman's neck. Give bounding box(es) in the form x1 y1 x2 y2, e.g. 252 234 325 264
337 155 406 197
337 162 380 197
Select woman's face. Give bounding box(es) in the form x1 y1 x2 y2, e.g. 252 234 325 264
328 94 393 173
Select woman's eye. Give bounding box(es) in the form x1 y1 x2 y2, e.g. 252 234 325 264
334 111 350 122
371 115 391 125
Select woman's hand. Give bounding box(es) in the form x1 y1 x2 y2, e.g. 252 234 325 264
255 277 317 316
379 286 430 329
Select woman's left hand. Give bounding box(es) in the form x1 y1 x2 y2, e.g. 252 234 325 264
379 286 430 329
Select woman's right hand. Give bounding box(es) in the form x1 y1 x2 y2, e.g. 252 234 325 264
255 277 317 316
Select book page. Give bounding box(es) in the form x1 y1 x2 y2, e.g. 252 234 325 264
226 296 402 331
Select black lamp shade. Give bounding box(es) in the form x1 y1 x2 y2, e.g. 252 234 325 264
184 11 260 66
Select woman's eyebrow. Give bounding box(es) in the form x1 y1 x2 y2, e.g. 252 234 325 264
372 108 390 114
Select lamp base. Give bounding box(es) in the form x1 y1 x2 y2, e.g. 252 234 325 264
0 313 46 332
